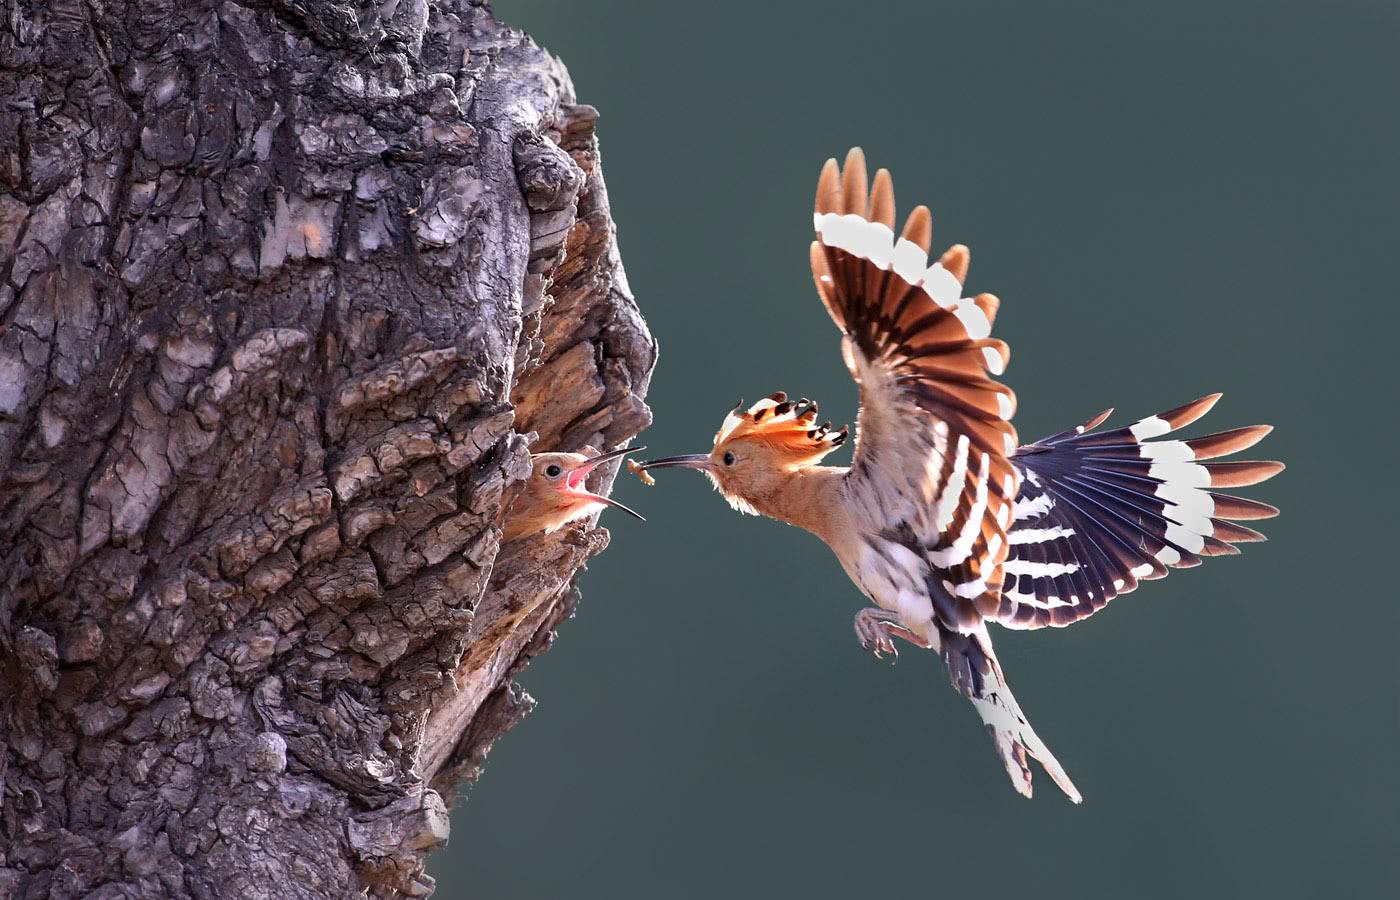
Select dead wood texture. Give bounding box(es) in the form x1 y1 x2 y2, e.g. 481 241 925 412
0 1 654 896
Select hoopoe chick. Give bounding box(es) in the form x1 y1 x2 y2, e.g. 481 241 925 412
502 446 645 542
638 148 1282 803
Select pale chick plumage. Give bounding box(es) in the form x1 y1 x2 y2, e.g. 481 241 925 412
501 446 645 542
639 148 1283 803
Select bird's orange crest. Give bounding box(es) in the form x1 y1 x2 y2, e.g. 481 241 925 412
714 392 848 467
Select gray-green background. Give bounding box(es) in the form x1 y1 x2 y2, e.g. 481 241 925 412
436 2 1397 897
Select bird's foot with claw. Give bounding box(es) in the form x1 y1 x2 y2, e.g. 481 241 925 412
854 607 930 663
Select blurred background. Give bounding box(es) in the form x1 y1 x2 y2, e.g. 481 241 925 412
436 2 1396 896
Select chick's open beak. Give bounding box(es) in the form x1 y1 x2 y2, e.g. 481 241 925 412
564 446 646 522
635 453 712 472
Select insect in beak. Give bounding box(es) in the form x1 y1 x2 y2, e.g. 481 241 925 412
564 446 647 521
635 454 712 473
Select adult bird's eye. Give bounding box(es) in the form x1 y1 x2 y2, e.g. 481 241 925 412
722 452 735 466
545 464 561 477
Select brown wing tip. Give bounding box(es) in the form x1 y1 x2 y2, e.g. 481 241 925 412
1205 459 1285 487
869 167 896 227
840 148 868 217
1210 493 1280 520
1211 520 1269 543
979 339 1012 378
1200 535 1243 556
940 243 970 283
1159 392 1224 429
1080 408 1115 432
816 158 842 215
1187 424 1273 460
902 205 932 252
973 292 1000 328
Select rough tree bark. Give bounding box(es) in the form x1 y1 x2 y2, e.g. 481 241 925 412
0 1 653 896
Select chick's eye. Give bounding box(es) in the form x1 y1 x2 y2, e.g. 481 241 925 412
545 464 562 477
722 452 735 466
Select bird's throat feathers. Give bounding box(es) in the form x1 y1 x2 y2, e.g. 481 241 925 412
712 464 849 541
705 469 760 517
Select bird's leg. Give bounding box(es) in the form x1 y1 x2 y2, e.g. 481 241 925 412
853 607 932 662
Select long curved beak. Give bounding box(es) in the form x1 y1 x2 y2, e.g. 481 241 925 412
581 492 646 522
636 454 712 472
570 446 647 522
578 445 644 475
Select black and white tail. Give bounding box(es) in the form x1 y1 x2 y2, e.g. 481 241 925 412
992 394 1282 630
935 622 1082 802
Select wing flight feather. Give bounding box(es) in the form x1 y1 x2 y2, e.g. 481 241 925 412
812 149 1018 630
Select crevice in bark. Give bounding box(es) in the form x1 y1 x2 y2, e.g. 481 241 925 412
0 2 654 896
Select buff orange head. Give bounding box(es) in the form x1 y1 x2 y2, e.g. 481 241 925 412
636 393 847 515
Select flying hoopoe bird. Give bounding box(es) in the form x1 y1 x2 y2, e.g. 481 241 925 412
501 446 645 542
637 149 1282 802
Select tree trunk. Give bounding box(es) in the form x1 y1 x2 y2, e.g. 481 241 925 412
0 1 653 896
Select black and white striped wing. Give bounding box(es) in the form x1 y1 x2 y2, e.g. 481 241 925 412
993 395 1283 630
810 149 1018 631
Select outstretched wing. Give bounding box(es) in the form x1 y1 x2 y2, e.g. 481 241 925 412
936 623 1081 802
994 394 1283 629
811 149 1017 631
